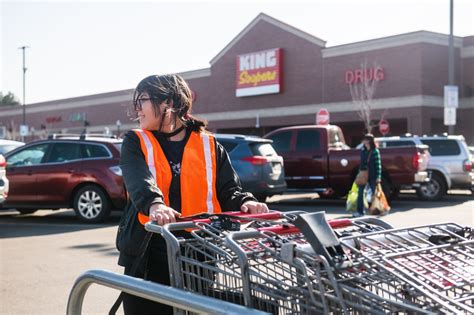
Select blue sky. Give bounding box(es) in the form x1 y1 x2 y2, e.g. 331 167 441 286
1 0 473 104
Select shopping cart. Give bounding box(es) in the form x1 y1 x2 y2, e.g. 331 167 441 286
338 222 473 313
224 212 473 314
145 210 394 314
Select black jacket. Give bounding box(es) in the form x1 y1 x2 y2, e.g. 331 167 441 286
115 129 256 267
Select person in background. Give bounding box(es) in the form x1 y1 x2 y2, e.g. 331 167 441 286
115 74 269 314
355 133 382 217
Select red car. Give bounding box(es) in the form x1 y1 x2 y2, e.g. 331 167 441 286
3 134 126 223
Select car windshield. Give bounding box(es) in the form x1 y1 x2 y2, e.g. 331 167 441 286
0 144 24 155
7 144 49 166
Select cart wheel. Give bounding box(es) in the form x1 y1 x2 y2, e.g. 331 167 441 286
73 185 111 223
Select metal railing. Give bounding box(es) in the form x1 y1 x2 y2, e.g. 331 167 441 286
67 269 269 315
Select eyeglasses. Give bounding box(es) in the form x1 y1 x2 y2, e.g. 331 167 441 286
134 97 158 111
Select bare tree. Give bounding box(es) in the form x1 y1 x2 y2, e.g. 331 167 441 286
348 60 381 133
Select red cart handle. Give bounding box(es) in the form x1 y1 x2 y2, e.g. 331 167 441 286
179 210 284 224
258 218 353 235
178 211 352 234
328 218 352 229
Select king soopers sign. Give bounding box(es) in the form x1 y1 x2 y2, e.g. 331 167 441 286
236 48 283 97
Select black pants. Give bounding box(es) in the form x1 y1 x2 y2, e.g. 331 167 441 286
123 243 173 315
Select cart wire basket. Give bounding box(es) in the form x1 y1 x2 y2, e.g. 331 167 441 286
338 222 474 314
226 215 473 314
152 211 396 314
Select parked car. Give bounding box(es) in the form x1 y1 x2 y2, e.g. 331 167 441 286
265 125 429 199
0 154 9 204
375 135 473 199
0 139 25 155
3 134 126 222
216 134 286 202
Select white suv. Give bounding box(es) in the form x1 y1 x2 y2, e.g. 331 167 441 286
376 135 473 200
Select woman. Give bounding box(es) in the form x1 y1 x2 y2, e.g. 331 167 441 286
115 74 268 314
355 133 382 217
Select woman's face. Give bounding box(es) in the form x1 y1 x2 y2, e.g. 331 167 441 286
363 139 370 148
135 93 174 131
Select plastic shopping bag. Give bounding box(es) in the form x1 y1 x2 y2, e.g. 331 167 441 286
346 182 368 212
365 184 373 203
368 184 391 215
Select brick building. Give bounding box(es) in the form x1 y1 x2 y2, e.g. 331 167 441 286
1 13 473 146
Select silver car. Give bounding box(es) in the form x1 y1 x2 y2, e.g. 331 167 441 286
376 135 473 200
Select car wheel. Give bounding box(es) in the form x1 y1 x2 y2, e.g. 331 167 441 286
17 209 37 215
416 173 446 201
73 185 111 223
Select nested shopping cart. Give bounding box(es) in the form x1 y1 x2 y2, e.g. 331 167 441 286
146 210 473 314
230 219 472 314
145 210 405 314
336 222 473 313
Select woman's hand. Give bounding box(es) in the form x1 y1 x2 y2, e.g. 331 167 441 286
149 203 181 225
240 201 269 214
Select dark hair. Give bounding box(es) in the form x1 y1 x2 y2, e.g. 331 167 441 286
133 74 207 132
363 133 377 150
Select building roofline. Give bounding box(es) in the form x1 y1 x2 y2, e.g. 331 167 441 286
322 30 465 58
5 89 134 109
178 67 211 80
0 68 211 111
210 12 326 65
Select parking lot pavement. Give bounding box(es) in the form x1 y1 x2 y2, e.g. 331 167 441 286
0 209 124 314
0 192 472 314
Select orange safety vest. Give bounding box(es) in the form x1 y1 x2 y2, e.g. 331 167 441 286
133 129 222 225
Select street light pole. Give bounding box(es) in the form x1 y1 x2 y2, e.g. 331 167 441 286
18 46 29 140
448 0 455 134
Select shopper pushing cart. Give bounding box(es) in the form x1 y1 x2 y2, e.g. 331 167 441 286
113 74 269 315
